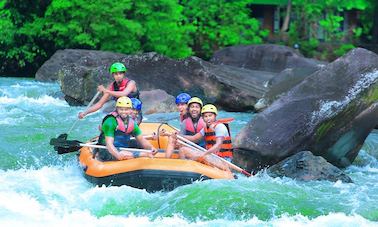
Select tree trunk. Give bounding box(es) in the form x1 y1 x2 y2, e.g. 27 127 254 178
281 0 292 32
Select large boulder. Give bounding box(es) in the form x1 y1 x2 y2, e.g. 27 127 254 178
267 151 353 183
254 66 324 111
35 49 125 82
210 44 325 73
36 49 276 111
234 48 378 171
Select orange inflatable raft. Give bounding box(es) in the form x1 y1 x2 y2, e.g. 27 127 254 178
78 122 234 192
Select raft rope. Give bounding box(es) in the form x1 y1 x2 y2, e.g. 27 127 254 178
156 122 167 149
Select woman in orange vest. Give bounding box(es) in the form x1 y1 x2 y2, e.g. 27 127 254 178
178 104 233 171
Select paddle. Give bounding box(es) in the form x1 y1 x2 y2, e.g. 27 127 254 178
50 137 158 155
50 134 156 154
50 91 101 148
161 127 252 177
67 91 101 135
176 135 252 177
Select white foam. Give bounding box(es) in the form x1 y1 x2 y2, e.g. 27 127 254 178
0 117 24 125
0 210 375 227
310 70 378 126
0 167 377 226
0 95 68 107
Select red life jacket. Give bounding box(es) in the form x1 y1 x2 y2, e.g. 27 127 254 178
184 117 205 135
204 120 233 158
109 111 135 134
109 78 140 99
109 78 130 92
98 112 135 148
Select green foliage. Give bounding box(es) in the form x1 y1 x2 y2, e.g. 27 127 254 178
320 14 344 42
299 39 320 58
358 0 377 42
29 0 142 52
0 0 376 75
333 43 355 56
287 0 373 60
181 0 267 59
0 0 49 72
129 1 194 58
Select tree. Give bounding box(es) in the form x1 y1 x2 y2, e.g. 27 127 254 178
0 0 50 74
181 0 267 59
128 0 194 58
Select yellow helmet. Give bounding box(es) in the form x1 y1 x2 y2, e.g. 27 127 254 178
187 97 203 107
201 104 218 115
116 96 132 108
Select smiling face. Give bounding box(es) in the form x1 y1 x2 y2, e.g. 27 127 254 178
130 109 139 119
117 106 132 119
202 112 216 126
177 103 188 116
189 103 201 119
112 71 125 83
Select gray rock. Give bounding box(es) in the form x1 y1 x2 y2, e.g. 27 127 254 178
211 44 325 73
139 89 176 114
36 49 276 111
267 151 353 183
100 89 176 115
36 49 125 82
234 48 378 171
254 66 324 111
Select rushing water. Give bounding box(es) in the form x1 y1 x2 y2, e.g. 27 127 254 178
0 77 377 226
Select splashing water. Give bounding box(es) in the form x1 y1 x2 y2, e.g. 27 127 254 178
0 78 377 226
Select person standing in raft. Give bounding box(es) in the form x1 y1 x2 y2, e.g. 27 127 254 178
175 93 191 123
78 62 140 119
177 104 233 171
130 98 143 125
96 96 157 161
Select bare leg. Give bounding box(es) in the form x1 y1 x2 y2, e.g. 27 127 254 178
179 147 202 159
120 150 157 159
202 155 230 172
179 147 230 171
165 135 177 158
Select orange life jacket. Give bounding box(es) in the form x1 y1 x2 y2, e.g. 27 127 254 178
203 119 233 158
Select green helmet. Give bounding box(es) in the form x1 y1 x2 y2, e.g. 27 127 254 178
109 62 127 74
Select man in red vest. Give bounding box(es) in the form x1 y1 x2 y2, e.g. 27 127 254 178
78 62 140 119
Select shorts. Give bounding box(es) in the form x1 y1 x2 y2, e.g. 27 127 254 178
96 148 140 161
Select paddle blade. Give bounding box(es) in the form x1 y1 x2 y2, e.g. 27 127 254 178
55 145 81 154
50 134 82 154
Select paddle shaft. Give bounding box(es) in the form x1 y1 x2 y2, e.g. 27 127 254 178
80 143 155 153
176 134 251 177
67 91 101 135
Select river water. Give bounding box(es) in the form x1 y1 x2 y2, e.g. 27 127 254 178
0 78 377 226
